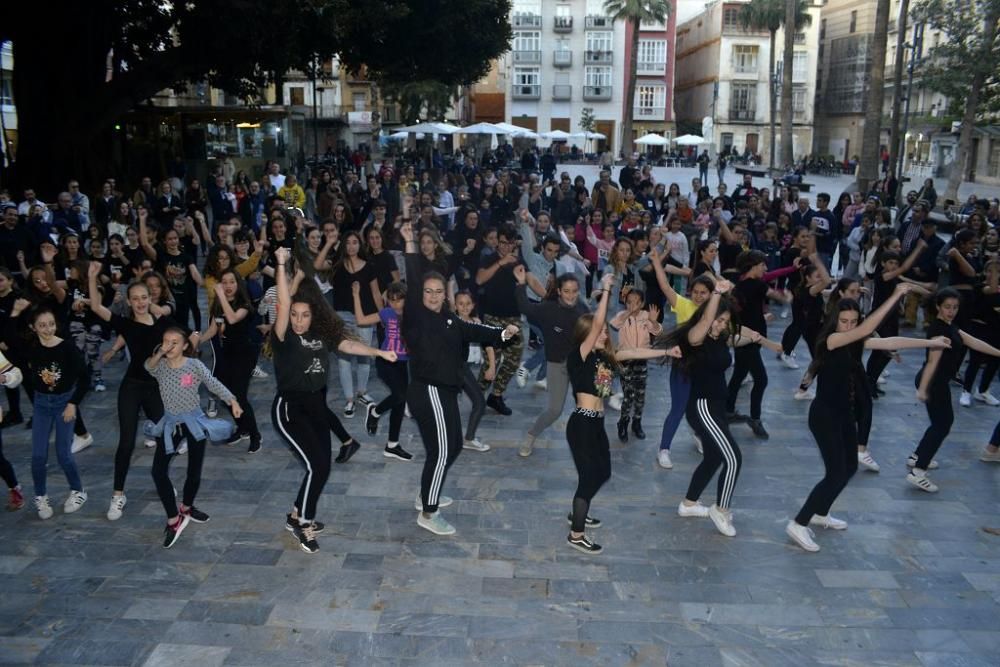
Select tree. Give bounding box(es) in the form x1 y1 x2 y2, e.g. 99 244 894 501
857 0 891 194
579 107 597 134
913 0 1000 202
739 0 810 169
603 0 670 157
1 0 512 193
380 81 459 126
887 0 911 205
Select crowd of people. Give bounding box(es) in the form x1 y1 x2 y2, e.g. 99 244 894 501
1 149 998 556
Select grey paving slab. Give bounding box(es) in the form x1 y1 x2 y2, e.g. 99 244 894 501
142 643 230 667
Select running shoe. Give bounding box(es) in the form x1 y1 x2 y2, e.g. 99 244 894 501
566 533 602 554
486 394 512 416
182 506 210 523
786 521 820 552
980 448 1000 463
365 403 379 435
959 391 972 407
7 486 24 511
906 454 939 470
251 365 269 379
206 399 218 418
708 505 736 537
747 418 769 439
226 432 250 446
464 438 490 452
417 512 456 536
566 513 602 528
71 433 94 454
906 469 939 493
356 393 375 405
657 450 673 469
335 440 360 463
794 387 816 401
344 400 355 418
780 353 799 369
34 495 53 520
285 514 326 533
293 522 320 553
677 501 710 518
162 514 191 549
383 444 413 461
107 494 127 521
518 441 533 457
857 451 881 473
534 379 548 390
414 495 453 511
809 514 848 530
515 365 529 388
247 439 261 454
974 391 1000 406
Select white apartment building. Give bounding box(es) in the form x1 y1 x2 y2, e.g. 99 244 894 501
674 0 821 165
505 0 627 153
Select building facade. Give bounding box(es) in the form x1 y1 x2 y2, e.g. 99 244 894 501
674 0 821 165
623 6 678 146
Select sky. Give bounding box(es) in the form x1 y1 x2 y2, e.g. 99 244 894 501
676 0 708 24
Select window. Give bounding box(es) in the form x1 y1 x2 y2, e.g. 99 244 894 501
730 82 757 120
585 66 612 87
792 52 808 82
636 85 666 115
514 67 540 87
849 10 857 33
793 87 807 113
556 4 570 17
514 31 541 51
586 30 613 52
637 39 668 72
723 7 741 31
353 92 366 111
0 72 13 106
732 45 759 73
820 18 826 40
290 87 305 106
585 0 606 15
514 0 540 13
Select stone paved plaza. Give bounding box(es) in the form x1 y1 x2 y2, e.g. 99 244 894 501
1 313 999 667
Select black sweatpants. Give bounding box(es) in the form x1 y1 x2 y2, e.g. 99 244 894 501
962 320 999 393
0 430 17 489
781 315 802 356
114 377 165 492
794 404 858 525
216 344 260 442
566 410 611 533
408 381 463 514
273 392 332 523
685 398 742 509
375 358 408 443
5 386 21 418
150 423 206 519
726 344 768 420
913 376 953 470
461 365 486 441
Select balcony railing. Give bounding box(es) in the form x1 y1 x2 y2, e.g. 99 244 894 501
583 85 612 100
512 84 541 99
729 108 757 121
585 50 613 64
585 15 612 29
513 50 542 64
553 84 572 100
733 64 758 76
794 32 806 44
634 106 666 119
553 50 573 67
637 61 666 75
554 16 573 32
513 13 542 29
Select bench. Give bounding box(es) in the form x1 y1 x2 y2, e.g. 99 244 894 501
735 165 769 178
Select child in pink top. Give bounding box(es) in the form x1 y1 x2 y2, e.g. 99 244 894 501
609 289 663 442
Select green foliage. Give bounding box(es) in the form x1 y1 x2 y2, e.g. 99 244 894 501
381 81 459 125
602 0 671 24
738 0 812 34
579 107 597 134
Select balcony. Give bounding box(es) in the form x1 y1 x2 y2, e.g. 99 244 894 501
585 50 613 64
554 15 572 32
585 15 612 29
794 32 806 44
512 84 541 99
729 108 757 121
513 13 542 29
634 106 666 120
553 50 573 67
584 85 612 100
553 84 572 100
732 64 759 78
513 50 542 64
637 61 666 75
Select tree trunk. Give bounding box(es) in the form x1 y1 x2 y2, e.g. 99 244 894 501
620 18 641 158
944 3 1000 202
858 0 891 194
887 0 909 205
780 0 795 168
769 30 777 169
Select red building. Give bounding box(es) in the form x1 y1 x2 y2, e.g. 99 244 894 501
621 3 677 147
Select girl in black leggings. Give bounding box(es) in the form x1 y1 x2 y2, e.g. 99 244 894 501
786 284 948 552
910 289 1000 493
270 247 394 553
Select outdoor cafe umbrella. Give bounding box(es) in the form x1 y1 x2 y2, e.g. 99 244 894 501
673 134 708 146
634 133 670 146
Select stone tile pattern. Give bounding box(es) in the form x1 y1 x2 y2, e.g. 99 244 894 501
1 313 998 667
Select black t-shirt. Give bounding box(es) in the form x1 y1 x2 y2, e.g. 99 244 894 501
330 263 378 314
813 342 866 416
110 313 178 381
67 279 102 327
948 253 981 289
872 271 900 336
272 330 333 394
124 246 147 278
368 250 398 293
733 278 767 336
156 248 194 293
104 255 129 289
920 319 964 387
478 254 520 318
690 335 731 401
718 241 742 275
215 300 255 348
567 346 615 398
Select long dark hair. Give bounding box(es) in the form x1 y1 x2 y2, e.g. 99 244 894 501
209 269 252 318
655 296 734 375
292 278 356 346
807 298 866 381
571 312 619 372
544 273 579 302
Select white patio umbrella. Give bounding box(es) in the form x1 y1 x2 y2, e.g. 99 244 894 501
634 133 670 146
570 131 606 140
495 122 535 136
674 134 708 146
455 122 513 135
395 121 461 136
511 130 540 140
388 131 416 140
540 129 572 141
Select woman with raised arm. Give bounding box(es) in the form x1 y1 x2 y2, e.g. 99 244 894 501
269 247 396 554
400 222 518 538
785 283 950 552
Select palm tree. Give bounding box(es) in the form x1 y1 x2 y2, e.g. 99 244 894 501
604 0 671 157
857 0 891 194
780 0 812 167
738 0 810 168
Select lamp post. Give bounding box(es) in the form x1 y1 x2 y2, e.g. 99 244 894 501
896 22 924 189
770 60 783 170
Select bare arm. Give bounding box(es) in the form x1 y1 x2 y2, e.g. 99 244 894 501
947 247 977 278
648 247 680 308
352 282 381 327
137 210 158 261
827 283 913 350
314 235 336 272
960 330 1000 357
917 350 941 398
865 336 950 352
580 273 614 359
337 338 395 361
688 280 732 346
86 262 113 322
616 347 681 361
273 248 292 342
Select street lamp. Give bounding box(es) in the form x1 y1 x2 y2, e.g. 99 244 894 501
896 22 924 184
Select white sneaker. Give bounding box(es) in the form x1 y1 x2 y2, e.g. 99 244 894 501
417 512 456 536
959 391 972 407
534 379 548 390
780 306 790 319
906 469 938 493
71 433 94 454
906 454 939 470
35 495 54 520
677 501 709 518
657 450 673 469
980 447 1000 463
974 391 1000 406
780 353 800 370
786 520 820 552
794 387 815 401
94 380 107 392
809 514 848 530
464 438 490 452
877 371 888 386
515 365 529 388
708 505 736 537
177 439 188 455
414 495 453 511
857 451 880 473
251 365 269 379
519 441 533 457
107 494 127 521
63 490 88 514
608 393 623 411
344 400 355 418
143 438 157 448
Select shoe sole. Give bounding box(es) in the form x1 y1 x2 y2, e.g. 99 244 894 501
518 449 533 457
786 526 820 552
658 462 674 469
465 444 490 452
383 450 412 461
567 540 602 554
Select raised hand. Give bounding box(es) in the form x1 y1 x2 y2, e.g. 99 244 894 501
647 303 660 321
88 261 103 279
714 278 734 293
513 265 526 285
274 247 290 265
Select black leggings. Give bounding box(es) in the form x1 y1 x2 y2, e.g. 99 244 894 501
150 423 206 519
408 381 463 514
0 430 17 489
114 378 165 492
461 365 486 441
913 378 953 470
794 404 858 525
726 344 768 420
5 386 21 417
216 344 260 442
781 315 802 356
566 410 611 533
685 398 742 509
273 392 332 523
962 320 999 393
990 420 1000 447
375 358 408 443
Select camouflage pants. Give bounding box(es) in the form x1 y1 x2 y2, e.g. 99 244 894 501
479 315 524 396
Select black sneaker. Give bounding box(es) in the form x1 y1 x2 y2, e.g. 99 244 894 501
566 513 602 528
335 440 360 463
383 444 413 461
162 514 191 549
747 418 769 439
0 412 23 429
285 514 326 533
182 506 210 523
567 533 603 554
365 403 380 436
226 432 251 446
247 439 262 454
486 394 512 416
293 522 320 553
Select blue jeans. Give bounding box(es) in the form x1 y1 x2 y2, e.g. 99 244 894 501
659 364 692 451
31 390 82 497
523 322 547 381
335 311 372 399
